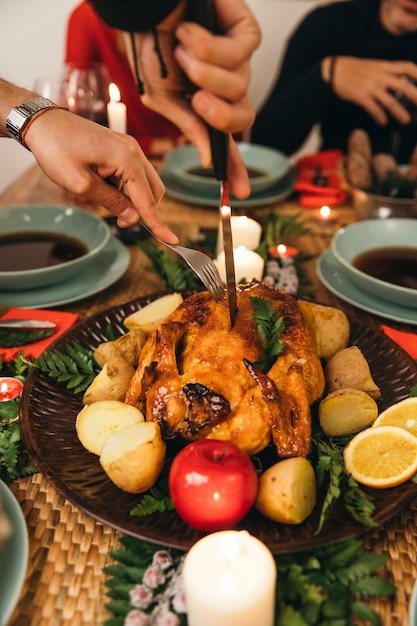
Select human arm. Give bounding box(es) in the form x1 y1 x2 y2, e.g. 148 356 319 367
91 0 261 198
0 78 177 243
322 56 417 126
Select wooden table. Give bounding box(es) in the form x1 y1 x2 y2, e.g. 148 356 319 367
1 163 417 626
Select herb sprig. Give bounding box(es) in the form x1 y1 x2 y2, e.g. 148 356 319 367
250 295 285 372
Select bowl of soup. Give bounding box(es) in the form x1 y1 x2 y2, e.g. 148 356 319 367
331 218 417 308
163 143 290 195
0 204 111 290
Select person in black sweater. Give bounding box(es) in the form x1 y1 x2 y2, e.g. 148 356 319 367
251 0 417 163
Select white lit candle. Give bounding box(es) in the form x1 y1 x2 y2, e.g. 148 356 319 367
216 216 262 254
216 246 264 284
309 205 337 225
183 530 277 626
107 83 127 133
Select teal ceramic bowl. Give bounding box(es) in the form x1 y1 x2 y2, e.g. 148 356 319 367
331 218 417 308
163 143 290 195
0 204 111 291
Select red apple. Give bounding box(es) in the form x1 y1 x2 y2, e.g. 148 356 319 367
168 439 258 531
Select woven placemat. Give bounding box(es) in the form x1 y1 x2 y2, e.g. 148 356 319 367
7 473 417 626
8 473 121 626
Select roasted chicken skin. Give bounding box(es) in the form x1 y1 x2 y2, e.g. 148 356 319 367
125 282 325 458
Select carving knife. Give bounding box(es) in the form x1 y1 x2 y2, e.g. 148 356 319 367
190 0 238 326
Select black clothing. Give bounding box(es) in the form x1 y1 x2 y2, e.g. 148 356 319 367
88 0 180 32
251 0 417 162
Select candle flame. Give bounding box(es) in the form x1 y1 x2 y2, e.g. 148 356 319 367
109 82 121 102
0 382 7 393
276 243 287 255
220 205 231 218
320 205 331 218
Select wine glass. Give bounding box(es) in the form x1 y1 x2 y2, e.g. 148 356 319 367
62 63 110 126
34 63 110 126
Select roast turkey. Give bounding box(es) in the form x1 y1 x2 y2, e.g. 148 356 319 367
125 282 325 458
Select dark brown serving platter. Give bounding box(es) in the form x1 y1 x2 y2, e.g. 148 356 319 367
20 292 417 554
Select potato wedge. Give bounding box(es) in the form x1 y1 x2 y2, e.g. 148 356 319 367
100 422 166 493
319 388 378 437
94 329 147 368
255 457 316 524
123 293 183 334
298 300 350 360
325 346 381 399
82 356 135 404
76 400 144 455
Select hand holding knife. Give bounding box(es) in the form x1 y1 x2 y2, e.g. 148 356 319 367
189 0 238 327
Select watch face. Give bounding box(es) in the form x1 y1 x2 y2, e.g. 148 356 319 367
6 98 57 145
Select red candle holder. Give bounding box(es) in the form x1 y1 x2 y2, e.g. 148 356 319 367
269 244 298 259
0 377 24 402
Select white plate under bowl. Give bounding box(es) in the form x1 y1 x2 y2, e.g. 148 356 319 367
317 248 417 326
163 143 290 195
0 236 129 309
0 480 29 626
331 218 417 308
160 168 295 208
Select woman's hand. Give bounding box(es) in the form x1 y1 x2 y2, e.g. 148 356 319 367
323 56 417 126
125 0 261 199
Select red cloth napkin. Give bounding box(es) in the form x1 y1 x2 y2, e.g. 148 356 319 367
294 150 347 207
0 307 79 361
380 325 417 359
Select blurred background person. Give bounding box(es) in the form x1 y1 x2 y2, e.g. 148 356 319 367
251 0 417 163
65 1 187 157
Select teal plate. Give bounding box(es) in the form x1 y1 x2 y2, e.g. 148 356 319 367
0 480 28 626
317 248 417 326
160 169 296 208
0 236 129 309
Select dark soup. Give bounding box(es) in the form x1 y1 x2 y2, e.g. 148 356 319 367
187 166 267 179
353 246 417 290
0 231 88 272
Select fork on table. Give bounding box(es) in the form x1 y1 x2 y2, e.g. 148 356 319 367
140 222 224 301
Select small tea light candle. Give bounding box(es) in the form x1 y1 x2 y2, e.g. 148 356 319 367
216 216 262 254
183 530 277 626
269 243 298 259
310 205 337 225
107 83 127 133
0 377 24 402
216 246 264 283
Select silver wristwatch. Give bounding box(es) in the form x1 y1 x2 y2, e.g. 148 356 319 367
6 97 59 145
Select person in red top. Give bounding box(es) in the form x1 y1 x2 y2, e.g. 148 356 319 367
64 1 186 156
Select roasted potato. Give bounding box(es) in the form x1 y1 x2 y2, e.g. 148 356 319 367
255 457 316 524
318 388 378 437
76 400 144 455
100 422 166 493
82 356 135 404
325 346 381 399
298 301 350 359
123 293 183 334
94 329 147 368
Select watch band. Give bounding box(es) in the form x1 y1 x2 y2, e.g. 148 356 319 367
6 97 61 147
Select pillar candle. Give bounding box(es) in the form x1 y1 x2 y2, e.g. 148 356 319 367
216 246 264 283
107 83 127 133
183 530 277 626
216 216 262 254
0 377 23 401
